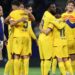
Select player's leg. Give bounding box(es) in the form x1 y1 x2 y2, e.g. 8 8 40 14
22 56 29 75
44 59 52 75
4 59 14 75
52 47 57 75
63 58 73 75
21 37 31 75
4 36 14 75
20 38 32 75
4 41 12 75
70 39 75 73
38 41 45 75
40 59 44 75
9 59 14 75
54 46 67 75
0 41 3 61
9 37 14 75
38 38 52 75
71 39 75 72
63 46 74 75
71 59 75 73
44 42 53 75
4 57 14 75
19 58 24 75
13 38 22 75
40 59 52 75
14 54 20 75
57 58 67 75
69 54 75 73
52 58 57 75
4 60 10 75
68 39 75 73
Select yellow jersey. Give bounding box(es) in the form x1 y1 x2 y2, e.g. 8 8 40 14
53 19 67 46
9 9 29 37
39 11 54 41
8 25 14 38
62 11 75 39
38 11 55 59
39 11 66 41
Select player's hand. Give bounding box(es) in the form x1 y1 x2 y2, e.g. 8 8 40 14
26 9 31 15
40 29 44 33
20 17 27 22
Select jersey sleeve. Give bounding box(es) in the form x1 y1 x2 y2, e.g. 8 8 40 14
9 11 13 18
28 24 37 40
48 23 54 29
50 20 65 29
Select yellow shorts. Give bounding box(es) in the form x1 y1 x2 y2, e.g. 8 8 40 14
38 36 53 60
12 37 31 56
71 39 75 54
53 45 69 58
7 34 13 60
67 39 75 54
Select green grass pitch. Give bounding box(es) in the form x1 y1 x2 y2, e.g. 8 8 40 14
0 67 60 75
0 67 75 75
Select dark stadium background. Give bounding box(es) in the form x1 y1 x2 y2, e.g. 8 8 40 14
0 0 68 67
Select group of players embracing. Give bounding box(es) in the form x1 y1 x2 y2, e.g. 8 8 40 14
2 0 75 75
38 0 75 75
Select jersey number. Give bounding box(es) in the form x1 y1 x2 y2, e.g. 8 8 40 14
23 22 28 29
60 28 65 37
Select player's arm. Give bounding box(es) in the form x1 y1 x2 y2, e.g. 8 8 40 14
26 10 35 21
40 23 53 35
66 19 75 28
41 23 54 35
50 20 65 29
41 28 52 35
28 25 37 40
29 26 37 44
9 17 27 27
28 13 35 21
4 16 11 24
39 19 53 35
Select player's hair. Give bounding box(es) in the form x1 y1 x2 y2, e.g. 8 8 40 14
67 0 75 2
47 2 56 15
67 0 75 6
56 7 62 15
26 4 32 8
46 1 55 9
55 7 63 18
11 0 21 6
20 1 26 8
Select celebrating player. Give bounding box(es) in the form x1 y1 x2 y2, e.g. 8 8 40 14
38 3 57 75
53 8 73 75
62 0 75 73
19 3 37 75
